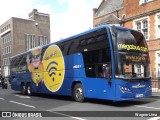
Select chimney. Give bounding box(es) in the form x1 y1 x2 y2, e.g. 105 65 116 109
28 9 38 20
93 8 97 18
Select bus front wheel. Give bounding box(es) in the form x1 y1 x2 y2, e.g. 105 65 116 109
73 83 84 102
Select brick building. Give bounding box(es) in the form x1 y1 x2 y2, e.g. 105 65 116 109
0 9 50 75
93 0 160 76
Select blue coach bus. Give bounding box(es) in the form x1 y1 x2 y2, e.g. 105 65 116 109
10 25 152 102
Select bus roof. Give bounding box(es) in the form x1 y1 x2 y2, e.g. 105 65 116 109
53 25 110 44
10 24 131 59
51 24 131 45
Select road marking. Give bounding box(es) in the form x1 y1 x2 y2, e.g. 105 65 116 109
0 98 5 100
135 105 160 110
147 117 160 120
136 105 160 120
52 111 86 120
15 95 31 98
10 101 36 108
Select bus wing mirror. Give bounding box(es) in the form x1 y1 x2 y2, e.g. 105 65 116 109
107 70 111 83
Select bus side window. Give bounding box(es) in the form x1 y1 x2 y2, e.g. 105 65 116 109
13 57 21 67
102 64 111 78
42 47 47 56
19 54 27 65
97 64 103 77
67 42 74 55
59 44 67 55
58 43 67 55
85 65 96 78
97 63 111 78
11 58 16 67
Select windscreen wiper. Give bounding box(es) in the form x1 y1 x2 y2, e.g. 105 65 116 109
127 73 136 83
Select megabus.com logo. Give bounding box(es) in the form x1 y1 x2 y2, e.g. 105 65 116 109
118 44 148 52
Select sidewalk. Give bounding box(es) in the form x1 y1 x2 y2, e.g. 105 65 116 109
152 88 160 97
152 92 160 97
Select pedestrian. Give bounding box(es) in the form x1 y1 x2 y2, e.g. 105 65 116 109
0 75 7 89
0 75 3 86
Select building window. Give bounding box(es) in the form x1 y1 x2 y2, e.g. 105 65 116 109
139 0 154 5
155 51 160 77
158 64 160 77
155 14 160 38
25 34 36 50
39 36 48 46
3 58 10 65
144 0 148 3
134 18 149 40
136 22 141 32
2 46 12 55
0 24 11 34
1 33 11 44
134 65 144 77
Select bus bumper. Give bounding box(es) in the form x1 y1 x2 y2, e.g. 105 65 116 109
115 85 152 101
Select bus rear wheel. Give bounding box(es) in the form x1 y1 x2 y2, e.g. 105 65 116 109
73 83 84 102
21 84 26 95
26 84 32 96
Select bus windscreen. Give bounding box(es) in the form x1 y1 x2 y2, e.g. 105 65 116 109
111 26 150 80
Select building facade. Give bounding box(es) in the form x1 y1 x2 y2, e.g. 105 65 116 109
0 9 50 76
93 0 123 27
93 0 160 77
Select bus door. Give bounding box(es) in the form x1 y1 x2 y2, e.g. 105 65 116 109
83 49 112 99
84 63 112 99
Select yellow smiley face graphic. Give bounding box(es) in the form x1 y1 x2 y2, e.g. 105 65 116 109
42 45 65 92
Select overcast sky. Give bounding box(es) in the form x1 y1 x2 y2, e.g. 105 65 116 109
0 0 102 42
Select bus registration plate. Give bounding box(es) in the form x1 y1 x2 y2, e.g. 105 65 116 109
136 94 144 98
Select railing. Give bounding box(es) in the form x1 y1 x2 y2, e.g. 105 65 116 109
151 72 160 93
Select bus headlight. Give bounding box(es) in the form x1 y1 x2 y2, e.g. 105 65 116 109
119 86 132 93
